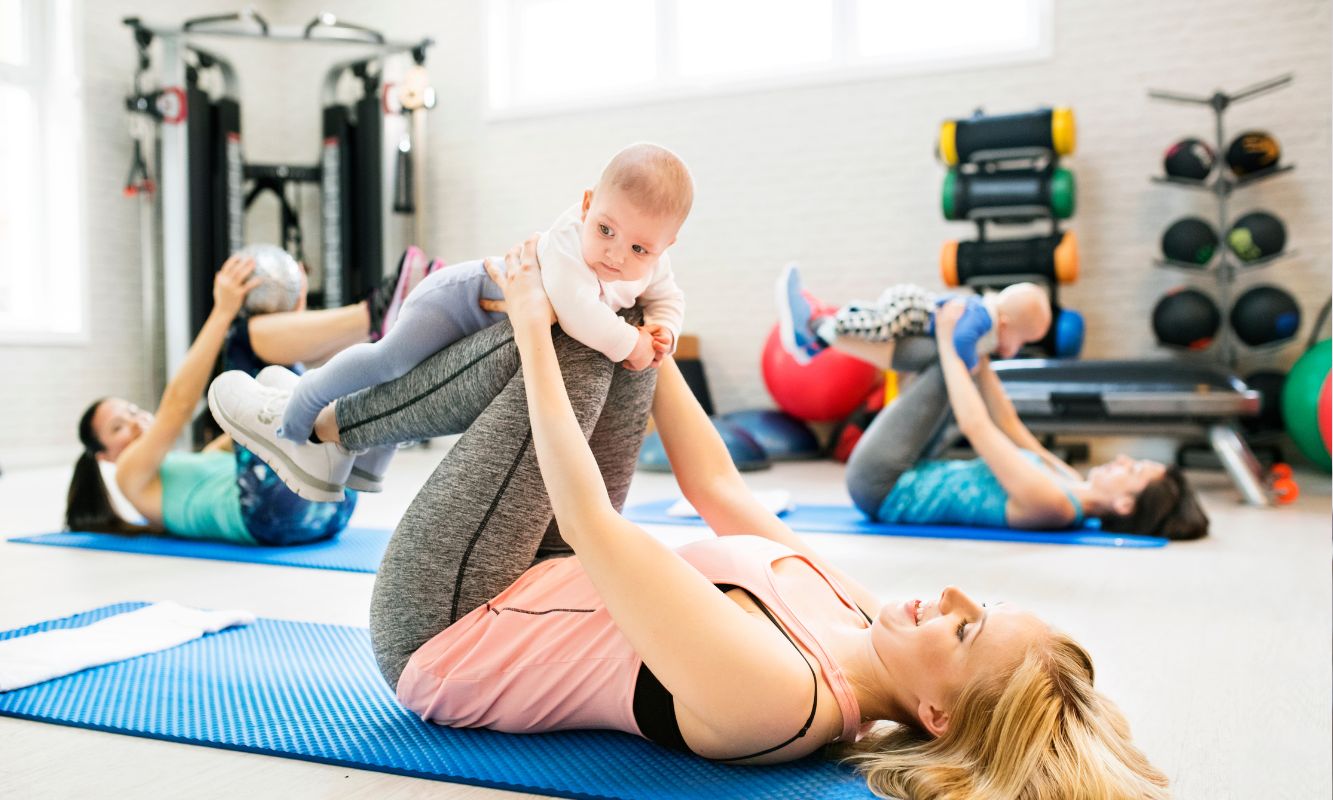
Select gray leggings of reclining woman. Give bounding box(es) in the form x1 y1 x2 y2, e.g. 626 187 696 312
844 337 955 520
332 309 655 687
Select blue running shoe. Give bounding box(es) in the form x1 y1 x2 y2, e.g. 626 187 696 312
775 263 825 365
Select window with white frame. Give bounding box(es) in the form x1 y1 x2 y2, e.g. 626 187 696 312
488 0 1050 113
0 0 84 341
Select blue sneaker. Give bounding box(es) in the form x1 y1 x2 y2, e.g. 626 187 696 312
775 263 825 365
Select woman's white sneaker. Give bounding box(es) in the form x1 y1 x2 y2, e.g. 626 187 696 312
207 370 353 503
255 364 301 392
255 364 391 493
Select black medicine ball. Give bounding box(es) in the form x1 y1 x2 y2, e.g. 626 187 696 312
1225 131 1281 176
1152 288 1220 349
1230 286 1301 346
1227 211 1286 262
1164 138 1216 180
1161 217 1219 265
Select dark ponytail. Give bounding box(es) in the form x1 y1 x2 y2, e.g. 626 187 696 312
1098 465 1209 541
65 399 152 535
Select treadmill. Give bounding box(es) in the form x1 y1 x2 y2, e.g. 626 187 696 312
987 359 1266 505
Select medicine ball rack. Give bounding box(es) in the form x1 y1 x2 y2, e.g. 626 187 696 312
1148 73 1298 369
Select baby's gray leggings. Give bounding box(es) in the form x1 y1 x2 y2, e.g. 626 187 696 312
334 309 656 687
281 259 507 442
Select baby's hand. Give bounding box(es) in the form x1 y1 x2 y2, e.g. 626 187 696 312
645 323 674 368
623 327 657 371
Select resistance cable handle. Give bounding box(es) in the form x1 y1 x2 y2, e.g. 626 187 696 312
123 137 155 197
182 9 269 35
123 23 158 197
303 13 385 44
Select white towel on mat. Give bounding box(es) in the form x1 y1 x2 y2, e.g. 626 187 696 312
0 601 255 692
666 489 795 519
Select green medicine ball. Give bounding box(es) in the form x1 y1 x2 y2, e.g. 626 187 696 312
1227 212 1286 263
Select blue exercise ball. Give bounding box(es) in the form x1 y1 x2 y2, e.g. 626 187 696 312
638 418 770 473
719 409 820 461
1054 308 1085 357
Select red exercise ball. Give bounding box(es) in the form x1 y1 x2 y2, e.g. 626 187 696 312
761 312 881 422
1319 372 1331 453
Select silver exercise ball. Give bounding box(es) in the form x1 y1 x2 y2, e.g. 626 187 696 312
236 244 303 314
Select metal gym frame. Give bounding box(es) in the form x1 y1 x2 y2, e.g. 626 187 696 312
123 10 433 404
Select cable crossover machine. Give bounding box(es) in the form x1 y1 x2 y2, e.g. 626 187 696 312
122 8 434 410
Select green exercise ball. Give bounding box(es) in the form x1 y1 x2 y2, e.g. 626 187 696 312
1281 338 1332 470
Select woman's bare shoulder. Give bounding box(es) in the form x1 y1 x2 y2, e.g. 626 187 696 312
674 623 848 764
670 577 858 762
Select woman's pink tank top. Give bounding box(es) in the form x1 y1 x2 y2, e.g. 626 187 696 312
397 535 865 747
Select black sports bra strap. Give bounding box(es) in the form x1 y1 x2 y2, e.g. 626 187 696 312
712 584 819 763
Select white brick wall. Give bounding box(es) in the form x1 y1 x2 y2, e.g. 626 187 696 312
5 0 1328 463
298 0 1332 411
0 0 284 466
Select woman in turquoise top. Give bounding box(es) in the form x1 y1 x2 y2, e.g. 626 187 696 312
65 255 362 545
845 300 1209 539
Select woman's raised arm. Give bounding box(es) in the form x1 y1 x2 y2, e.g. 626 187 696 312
974 357 1083 482
934 301 1075 527
485 242 818 757
116 257 258 498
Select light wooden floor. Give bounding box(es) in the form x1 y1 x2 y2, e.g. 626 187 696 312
1 444 1329 799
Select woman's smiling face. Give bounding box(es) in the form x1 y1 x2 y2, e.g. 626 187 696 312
871 586 1049 735
90 398 154 462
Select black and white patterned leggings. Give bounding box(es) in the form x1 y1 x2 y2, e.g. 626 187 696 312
829 283 937 343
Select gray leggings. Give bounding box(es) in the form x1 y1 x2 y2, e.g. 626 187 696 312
844 337 953 519
334 310 655 687
281 259 507 442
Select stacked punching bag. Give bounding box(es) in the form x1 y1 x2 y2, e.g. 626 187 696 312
937 107 1085 358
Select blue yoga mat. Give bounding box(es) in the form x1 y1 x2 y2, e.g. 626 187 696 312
0 603 874 800
7 527 391 573
624 500 1167 549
